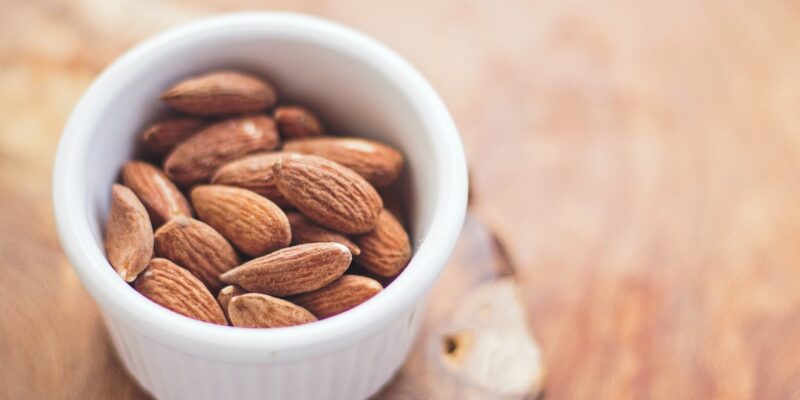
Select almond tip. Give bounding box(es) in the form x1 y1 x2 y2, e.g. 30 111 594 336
119 269 135 282
332 242 350 254
219 270 235 283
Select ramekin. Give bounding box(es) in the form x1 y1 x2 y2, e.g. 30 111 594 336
52 11 467 400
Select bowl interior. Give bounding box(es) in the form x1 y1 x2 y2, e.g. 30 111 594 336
87 33 437 252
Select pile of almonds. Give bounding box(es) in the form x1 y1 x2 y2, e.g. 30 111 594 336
105 70 411 328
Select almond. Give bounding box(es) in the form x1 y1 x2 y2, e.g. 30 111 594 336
161 71 277 115
345 264 397 288
191 185 291 257
211 152 292 207
286 212 361 256
164 114 280 185
217 285 245 322
220 243 351 296
154 216 240 291
355 209 411 277
283 137 404 187
273 154 382 234
290 275 382 318
228 293 317 328
273 105 325 139
141 117 205 156
134 258 227 325
105 184 153 282
122 161 192 226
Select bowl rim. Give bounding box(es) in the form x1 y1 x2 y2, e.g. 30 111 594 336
52 11 467 362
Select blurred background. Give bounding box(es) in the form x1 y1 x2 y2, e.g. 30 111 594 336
3 0 800 399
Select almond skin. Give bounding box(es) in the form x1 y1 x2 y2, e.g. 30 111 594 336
154 217 240 291
290 275 382 319
355 209 411 277
161 71 277 115
220 242 351 296
228 293 317 328
273 154 383 234
164 114 280 185
345 264 397 288
286 212 361 256
141 117 206 156
135 258 227 325
283 137 404 187
122 161 192 226
273 105 325 139
211 152 292 207
105 184 153 282
217 285 245 322
191 185 291 257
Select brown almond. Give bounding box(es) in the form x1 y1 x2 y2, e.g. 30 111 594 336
283 137 404 187
141 117 206 156
273 154 382 234
291 275 382 319
355 209 411 277
220 243 351 296
217 285 245 322
135 258 226 325
228 293 317 328
211 152 292 207
287 212 360 256
154 217 240 291
164 114 280 185
122 161 192 226
273 105 325 139
161 71 277 115
105 184 153 282
345 264 397 288
191 185 291 257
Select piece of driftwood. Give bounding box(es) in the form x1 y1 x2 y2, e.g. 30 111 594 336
378 213 544 399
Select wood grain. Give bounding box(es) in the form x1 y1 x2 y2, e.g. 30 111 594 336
3 0 800 399
379 214 543 399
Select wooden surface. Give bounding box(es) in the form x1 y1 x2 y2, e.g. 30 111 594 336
3 0 800 399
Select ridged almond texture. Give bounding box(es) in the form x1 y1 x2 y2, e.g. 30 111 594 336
191 185 291 257
355 209 412 277
122 161 192 226
134 258 227 325
141 117 206 156
160 71 277 115
228 293 317 328
273 154 383 234
283 137 404 187
291 275 382 319
220 242 351 296
273 105 325 139
105 184 153 282
154 216 240 291
164 114 280 185
286 212 361 256
217 285 245 322
211 152 292 207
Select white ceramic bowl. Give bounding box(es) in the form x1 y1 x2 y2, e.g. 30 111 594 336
52 11 467 400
